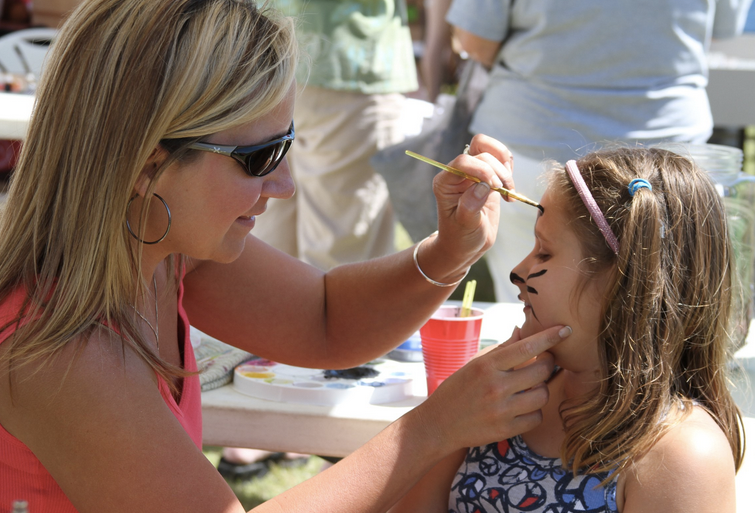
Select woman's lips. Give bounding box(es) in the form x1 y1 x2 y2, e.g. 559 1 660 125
238 205 265 223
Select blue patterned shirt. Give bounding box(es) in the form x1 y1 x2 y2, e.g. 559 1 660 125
449 436 618 513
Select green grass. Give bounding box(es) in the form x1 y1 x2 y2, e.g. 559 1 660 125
203 446 329 509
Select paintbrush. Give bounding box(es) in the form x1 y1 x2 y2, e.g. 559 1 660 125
405 150 543 213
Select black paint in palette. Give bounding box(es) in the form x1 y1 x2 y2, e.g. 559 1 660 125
323 367 380 380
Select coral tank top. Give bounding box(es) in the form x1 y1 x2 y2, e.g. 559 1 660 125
0 279 202 511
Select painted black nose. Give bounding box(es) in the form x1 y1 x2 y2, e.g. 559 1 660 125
510 271 525 285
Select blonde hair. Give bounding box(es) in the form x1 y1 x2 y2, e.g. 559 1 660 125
0 0 297 381
548 147 744 480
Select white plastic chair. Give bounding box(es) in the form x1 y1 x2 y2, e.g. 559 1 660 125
0 28 57 78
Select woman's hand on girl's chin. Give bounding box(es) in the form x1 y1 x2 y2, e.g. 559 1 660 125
472 326 521 358
432 134 513 264
501 325 545 370
416 324 568 452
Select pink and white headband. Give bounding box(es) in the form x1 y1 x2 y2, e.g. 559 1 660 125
565 160 620 255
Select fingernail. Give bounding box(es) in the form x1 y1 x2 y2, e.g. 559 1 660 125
558 326 572 338
474 182 491 199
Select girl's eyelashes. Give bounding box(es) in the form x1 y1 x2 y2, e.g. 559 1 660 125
535 253 551 262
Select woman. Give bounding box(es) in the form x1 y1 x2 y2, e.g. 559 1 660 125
0 0 569 511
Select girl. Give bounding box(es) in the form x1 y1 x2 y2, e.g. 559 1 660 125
389 147 745 512
0 0 569 511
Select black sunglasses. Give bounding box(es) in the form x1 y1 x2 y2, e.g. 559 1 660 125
188 122 295 177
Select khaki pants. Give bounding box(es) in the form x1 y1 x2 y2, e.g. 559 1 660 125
254 86 405 270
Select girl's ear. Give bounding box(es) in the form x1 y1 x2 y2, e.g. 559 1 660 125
134 146 169 196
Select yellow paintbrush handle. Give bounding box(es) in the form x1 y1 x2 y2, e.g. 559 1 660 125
405 150 543 212
405 151 479 182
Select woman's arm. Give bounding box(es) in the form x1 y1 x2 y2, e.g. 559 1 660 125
386 329 543 513
620 407 736 513
256 326 563 513
387 449 467 513
0 316 565 512
182 135 513 369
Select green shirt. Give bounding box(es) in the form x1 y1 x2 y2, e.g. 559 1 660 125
274 0 418 94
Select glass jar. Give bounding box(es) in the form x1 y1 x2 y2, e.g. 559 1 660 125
656 143 755 348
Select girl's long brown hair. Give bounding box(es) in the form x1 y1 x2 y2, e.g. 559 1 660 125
550 148 744 480
0 0 297 384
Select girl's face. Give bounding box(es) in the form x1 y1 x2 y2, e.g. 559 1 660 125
152 85 296 263
510 188 611 372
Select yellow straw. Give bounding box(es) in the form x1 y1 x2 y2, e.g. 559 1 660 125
460 280 477 318
405 150 543 212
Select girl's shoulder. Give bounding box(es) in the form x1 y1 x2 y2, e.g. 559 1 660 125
617 405 736 512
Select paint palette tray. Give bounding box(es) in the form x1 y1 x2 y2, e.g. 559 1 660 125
232 359 414 406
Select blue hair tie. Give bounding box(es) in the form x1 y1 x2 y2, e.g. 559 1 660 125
628 178 652 196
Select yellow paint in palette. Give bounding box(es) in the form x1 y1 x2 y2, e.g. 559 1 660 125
241 371 276 379
266 378 293 385
233 360 414 406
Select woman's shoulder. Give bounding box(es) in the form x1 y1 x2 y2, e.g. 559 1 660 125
619 405 736 512
0 285 36 338
0 322 221 511
0 323 160 427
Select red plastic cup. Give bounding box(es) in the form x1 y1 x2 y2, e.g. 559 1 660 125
420 305 484 395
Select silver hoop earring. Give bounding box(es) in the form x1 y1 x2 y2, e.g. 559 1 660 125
126 194 172 245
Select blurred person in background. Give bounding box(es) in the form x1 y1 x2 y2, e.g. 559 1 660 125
419 0 457 103
253 0 418 271
447 0 753 302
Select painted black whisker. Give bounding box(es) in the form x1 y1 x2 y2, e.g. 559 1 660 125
527 269 547 280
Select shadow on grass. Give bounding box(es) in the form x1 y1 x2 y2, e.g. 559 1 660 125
203 446 328 509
